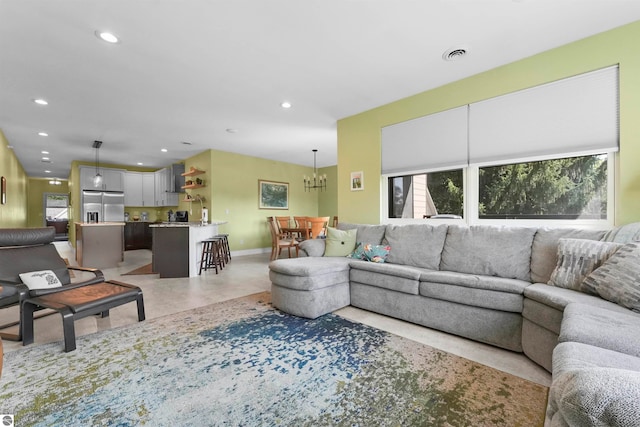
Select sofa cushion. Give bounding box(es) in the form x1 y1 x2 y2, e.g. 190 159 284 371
384 224 448 269
553 342 640 378
524 283 632 314
548 367 640 427
522 298 564 334
547 238 621 293
349 261 422 295
419 281 524 312
298 238 325 257
323 227 357 257
581 243 640 312
419 270 530 294
337 223 386 246
269 257 351 276
559 303 640 358
530 228 607 284
440 225 536 281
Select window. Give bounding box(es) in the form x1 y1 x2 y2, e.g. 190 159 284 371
478 154 608 220
388 169 463 219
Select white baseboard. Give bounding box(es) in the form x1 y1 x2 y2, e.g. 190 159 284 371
230 247 271 258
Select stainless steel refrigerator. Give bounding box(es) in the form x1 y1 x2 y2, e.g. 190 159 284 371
82 191 125 222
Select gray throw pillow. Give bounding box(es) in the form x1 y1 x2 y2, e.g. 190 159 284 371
547 238 622 293
582 243 640 312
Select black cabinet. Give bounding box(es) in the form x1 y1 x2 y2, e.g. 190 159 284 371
124 222 152 250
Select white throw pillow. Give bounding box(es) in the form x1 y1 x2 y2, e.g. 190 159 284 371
19 270 63 290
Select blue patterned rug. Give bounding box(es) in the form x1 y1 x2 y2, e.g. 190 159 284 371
0 292 547 426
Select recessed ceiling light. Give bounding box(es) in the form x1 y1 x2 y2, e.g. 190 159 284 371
44 170 51 173
38 132 48 137
137 162 143 166
41 157 50 161
442 45 470 61
33 99 48 105
281 101 292 109
161 148 168 153
95 31 119 44
41 151 49 155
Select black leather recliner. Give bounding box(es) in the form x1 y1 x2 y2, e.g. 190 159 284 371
0 227 104 340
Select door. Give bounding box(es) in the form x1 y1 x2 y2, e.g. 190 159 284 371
43 193 69 238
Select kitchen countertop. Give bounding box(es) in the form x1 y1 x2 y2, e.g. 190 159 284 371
75 222 125 227
149 221 227 228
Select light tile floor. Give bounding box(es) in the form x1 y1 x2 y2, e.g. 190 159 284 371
1 242 551 387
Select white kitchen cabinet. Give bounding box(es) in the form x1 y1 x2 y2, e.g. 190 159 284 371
142 173 156 206
154 169 167 206
124 171 157 207
80 166 125 191
124 172 143 205
154 168 179 207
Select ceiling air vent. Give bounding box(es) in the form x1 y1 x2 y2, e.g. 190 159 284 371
442 46 469 62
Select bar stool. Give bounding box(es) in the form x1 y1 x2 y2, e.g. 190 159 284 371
199 237 225 275
214 234 231 263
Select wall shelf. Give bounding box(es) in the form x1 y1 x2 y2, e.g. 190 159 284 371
181 168 205 177
181 183 205 190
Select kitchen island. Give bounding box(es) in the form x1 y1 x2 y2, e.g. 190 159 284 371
75 222 125 269
150 221 227 278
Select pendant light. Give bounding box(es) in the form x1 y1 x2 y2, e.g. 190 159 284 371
303 149 327 191
92 140 103 187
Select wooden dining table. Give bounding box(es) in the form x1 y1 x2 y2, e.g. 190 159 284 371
280 226 311 240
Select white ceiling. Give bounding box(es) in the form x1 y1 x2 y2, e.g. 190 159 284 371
2 1 640 179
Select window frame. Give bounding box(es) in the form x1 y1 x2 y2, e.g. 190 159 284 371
381 152 615 229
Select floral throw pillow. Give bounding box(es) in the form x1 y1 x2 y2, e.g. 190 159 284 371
349 242 391 263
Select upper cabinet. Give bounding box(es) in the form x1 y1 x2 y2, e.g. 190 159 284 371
79 166 125 192
154 168 179 206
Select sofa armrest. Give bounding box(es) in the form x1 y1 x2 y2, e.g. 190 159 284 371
299 239 325 257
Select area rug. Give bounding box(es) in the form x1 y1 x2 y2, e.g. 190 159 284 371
0 292 548 426
122 263 155 275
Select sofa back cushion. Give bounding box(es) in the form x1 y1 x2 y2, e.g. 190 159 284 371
384 224 448 269
440 225 536 281
530 228 607 283
337 223 386 246
0 243 71 285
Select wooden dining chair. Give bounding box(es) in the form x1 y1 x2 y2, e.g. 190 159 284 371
332 216 339 228
275 216 292 237
293 216 310 240
267 217 299 260
305 216 330 239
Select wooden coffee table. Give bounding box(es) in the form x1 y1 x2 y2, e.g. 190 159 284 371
21 280 145 352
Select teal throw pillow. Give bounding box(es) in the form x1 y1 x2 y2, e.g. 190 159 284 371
348 242 366 260
324 227 357 257
363 243 391 263
348 243 391 263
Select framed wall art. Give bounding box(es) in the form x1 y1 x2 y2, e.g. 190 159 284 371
350 171 364 191
259 180 289 209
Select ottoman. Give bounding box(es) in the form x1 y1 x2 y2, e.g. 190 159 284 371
269 257 351 319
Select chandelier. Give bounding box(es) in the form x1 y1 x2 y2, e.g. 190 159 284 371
92 140 103 187
303 149 327 191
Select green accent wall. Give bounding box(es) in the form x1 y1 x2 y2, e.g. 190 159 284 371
337 20 640 226
318 165 338 219
0 129 28 227
27 178 69 228
178 149 331 253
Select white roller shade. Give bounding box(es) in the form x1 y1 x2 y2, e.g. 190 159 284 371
469 66 619 165
381 106 468 174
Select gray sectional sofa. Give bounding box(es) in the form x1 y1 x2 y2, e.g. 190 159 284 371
268 222 640 426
